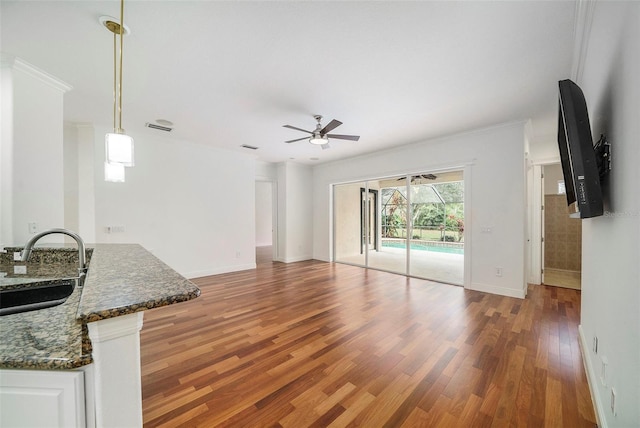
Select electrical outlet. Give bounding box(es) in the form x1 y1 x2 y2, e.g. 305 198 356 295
105 225 126 234
28 222 37 234
495 267 503 277
13 252 21 261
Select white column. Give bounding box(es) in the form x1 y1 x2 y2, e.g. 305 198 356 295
87 312 144 428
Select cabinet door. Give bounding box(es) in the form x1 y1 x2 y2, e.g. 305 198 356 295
0 369 85 428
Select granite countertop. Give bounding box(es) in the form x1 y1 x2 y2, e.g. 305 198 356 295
0 262 81 290
0 244 200 370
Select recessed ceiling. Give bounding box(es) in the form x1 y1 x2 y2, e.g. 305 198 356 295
0 1 576 164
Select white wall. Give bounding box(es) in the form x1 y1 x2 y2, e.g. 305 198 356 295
63 123 79 235
0 56 70 246
76 125 96 243
255 160 277 181
577 2 640 426
0 56 14 244
63 123 96 243
92 126 257 278
276 162 313 263
313 121 527 298
255 181 272 246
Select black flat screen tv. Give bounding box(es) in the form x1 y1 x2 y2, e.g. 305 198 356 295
557 79 603 218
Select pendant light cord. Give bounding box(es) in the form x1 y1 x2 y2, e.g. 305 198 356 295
113 32 117 132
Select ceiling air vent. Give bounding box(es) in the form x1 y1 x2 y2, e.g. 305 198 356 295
145 122 173 132
241 144 259 150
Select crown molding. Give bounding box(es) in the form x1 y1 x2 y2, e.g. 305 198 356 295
571 0 597 83
0 52 72 93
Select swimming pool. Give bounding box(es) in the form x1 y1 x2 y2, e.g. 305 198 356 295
382 240 464 255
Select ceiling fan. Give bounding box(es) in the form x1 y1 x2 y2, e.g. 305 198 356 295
397 174 438 182
283 115 360 150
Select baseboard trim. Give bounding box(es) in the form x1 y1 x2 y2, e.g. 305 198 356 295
276 255 313 263
578 325 606 428
467 282 526 299
185 263 257 279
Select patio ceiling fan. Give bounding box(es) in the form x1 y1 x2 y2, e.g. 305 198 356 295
283 115 360 150
397 174 437 182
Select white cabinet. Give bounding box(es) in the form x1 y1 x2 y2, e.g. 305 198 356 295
0 369 86 428
0 312 144 428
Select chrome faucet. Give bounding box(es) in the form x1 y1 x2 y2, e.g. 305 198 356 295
21 228 87 278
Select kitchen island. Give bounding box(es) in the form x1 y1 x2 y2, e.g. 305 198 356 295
0 244 200 427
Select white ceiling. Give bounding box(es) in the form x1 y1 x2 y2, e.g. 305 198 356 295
1 1 576 165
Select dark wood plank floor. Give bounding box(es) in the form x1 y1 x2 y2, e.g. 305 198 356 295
140 248 597 427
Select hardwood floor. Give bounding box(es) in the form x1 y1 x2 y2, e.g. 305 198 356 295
140 250 597 427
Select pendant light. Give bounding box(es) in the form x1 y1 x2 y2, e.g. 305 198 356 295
101 0 134 183
104 161 125 182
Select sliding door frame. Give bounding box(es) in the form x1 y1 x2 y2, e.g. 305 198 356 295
332 164 472 289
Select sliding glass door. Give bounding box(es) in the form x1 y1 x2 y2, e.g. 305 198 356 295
371 176 407 275
408 174 464 284
333 170 464 285
334 181 367 266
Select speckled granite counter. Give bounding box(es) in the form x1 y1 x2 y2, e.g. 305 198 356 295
0 244 200 370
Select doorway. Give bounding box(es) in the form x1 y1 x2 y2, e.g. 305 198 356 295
541 164 582 289
255 180 277 263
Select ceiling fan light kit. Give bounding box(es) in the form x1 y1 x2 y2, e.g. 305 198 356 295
309 135 328 145
283 115 360 149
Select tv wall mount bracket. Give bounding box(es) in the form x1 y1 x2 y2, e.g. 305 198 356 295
594 134 611 180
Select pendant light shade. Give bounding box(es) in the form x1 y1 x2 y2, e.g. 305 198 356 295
104 161 125 182
106 132 134 166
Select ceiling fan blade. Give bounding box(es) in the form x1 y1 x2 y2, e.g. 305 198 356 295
326 134 360 141
285 137 309 144
320 119 342 135
321 143 330 150
283 125 313 134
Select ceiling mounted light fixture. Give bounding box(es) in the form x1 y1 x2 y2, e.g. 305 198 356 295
309 135 328 145
283 115 359 151
101 0 134 182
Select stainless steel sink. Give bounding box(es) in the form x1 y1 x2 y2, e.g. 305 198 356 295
0 279 76 316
